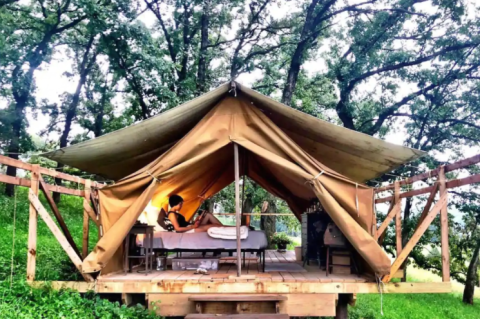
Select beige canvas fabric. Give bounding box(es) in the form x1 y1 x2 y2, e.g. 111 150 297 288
44 83 423 182
82 94 393 275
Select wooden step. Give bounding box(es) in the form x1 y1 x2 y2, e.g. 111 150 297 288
332 255 350 266
186 314 289 319
189 294 288 302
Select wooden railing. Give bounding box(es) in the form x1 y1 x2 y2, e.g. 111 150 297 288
375 154 480 283
0 155 103 282
2 153 480 284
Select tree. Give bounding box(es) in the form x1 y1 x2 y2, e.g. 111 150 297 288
76 63 125 139
103 21 176 120
261 197 277 249
280 0 377 106
1 0 88 196
228 0 292 80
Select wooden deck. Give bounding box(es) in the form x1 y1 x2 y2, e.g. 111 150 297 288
99 250 369 284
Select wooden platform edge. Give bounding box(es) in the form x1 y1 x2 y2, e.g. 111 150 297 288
30 281 452 294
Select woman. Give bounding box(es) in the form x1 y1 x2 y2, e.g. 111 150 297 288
164 195 224 233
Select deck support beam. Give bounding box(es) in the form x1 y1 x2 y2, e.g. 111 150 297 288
439 166 450 282
28 190 94 282
30 280 452 294
83 180 93 258
382 193 447 282
27 165 39 282
394 182 402 256
234 143 241 277
38 175 82 258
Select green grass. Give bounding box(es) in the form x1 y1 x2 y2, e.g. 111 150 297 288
1 187 479 318
348 293 480 319
0 186 156 318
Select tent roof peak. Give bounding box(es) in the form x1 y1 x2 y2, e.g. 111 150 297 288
43 82 424 181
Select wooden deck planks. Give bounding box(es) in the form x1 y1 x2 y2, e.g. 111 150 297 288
97 250 370 284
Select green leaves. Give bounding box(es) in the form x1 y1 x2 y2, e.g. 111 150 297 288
0 281 158 319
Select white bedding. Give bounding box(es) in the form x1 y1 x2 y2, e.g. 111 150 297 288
207 226 249 240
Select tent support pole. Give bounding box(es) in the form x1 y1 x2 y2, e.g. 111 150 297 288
234 143 241 277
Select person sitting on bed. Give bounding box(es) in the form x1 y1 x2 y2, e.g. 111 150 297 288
165 195 225 233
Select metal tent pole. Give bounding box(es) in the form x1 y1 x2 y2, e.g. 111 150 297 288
234 143 241 277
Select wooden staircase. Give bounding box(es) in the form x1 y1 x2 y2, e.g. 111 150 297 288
186 294 288 319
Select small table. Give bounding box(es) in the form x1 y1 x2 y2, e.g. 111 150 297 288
124 224 154 274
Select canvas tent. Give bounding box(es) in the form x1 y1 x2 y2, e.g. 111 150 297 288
44 82 424 276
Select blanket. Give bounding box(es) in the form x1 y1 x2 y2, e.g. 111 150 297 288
207 226 249 240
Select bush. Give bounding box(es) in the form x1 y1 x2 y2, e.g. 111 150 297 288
0 280 158 319
271 232 292 246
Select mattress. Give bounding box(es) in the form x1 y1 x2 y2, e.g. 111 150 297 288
136 231 268 250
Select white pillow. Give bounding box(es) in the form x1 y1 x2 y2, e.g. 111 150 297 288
139 201 167 232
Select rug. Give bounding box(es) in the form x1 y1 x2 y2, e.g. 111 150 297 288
265 263 307 273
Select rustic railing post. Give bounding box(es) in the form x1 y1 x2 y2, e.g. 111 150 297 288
394 181 402 256
82 179 92 259
27 164 40 281
439 166 450 282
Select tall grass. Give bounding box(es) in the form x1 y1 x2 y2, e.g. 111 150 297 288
0 186 156 318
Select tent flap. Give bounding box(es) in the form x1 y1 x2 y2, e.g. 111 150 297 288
80 95 393 276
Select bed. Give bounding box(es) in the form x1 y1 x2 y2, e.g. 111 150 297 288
136 231 269 271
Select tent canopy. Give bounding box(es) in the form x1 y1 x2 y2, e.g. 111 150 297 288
44 82 423 182
43 83 424 277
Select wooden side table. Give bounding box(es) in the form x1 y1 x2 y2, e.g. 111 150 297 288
124 223 154 274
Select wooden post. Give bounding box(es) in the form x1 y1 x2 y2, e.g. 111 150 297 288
28 190 94 282
234 143 241 277
83 180 92 259
439 166 450 282
395 182 402 256
383 193 447 282
335 294 349 319
27 165 40 281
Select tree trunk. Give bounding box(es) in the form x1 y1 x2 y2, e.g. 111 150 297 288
204 198 215 213
5 32 54 196
242 194 253 226
261 200 276 249
281 0 333 106
281 40 308 106
54 37 96 203
463 238 480 305
4 102 22 196
197 4 209 94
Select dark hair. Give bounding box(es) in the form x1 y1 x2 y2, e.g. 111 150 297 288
169 194 184 207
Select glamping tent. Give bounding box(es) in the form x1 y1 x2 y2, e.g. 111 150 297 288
44 82 423 276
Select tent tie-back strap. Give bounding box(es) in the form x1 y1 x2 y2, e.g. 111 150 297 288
375 274 385 316
355 183 359 217
305 170 325 184
146 170 161 183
